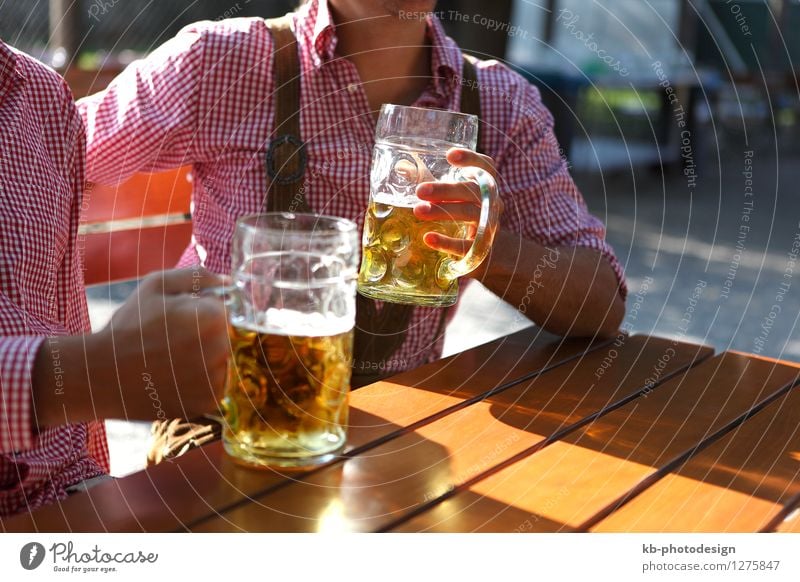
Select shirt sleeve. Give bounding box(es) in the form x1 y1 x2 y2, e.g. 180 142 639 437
1 76 85 456
0 334 45 453
77 25 206 185
492 80 627 298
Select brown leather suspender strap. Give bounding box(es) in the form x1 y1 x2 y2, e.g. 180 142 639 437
264 16 309 213
263 17 482 385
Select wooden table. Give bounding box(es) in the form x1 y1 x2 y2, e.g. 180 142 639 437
4 328 800 533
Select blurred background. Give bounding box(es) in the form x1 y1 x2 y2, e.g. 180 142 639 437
1 0 799 470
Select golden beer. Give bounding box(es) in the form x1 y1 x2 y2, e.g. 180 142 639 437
222 322 353 468
358 200 467 307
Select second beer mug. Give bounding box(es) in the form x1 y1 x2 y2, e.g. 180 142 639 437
357 104 500 307
220 213 358 469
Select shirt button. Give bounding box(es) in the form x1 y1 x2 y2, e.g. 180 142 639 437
347 83 359 94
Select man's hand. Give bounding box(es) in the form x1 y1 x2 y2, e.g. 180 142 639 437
413 147 504 256
33 268 230 428
97 268 229 421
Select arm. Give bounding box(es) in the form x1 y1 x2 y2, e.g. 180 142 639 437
77 27 205 184
1 269 230 451
0 335 47 453
31 269 229 430
473 232 625 337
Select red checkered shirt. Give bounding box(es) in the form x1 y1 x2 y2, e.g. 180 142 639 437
79 0 625 373
0 41 109 518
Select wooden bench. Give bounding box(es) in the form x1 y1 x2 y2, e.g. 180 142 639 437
79 168 193 285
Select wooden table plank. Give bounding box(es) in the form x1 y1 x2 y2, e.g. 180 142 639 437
392 351 799 532
2 327 598 533
190 335 712 532
592 379 800 531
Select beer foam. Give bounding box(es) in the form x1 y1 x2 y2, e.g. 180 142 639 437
373 192 423 209
232 309 354 337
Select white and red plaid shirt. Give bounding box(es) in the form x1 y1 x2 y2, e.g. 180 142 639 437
0 41 109 518
79 0 625 373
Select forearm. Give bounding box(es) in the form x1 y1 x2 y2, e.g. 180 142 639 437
31 333 117 429
473 229 625 338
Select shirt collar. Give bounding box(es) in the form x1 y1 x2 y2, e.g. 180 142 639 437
296 0 337 68
0 40 23 102
299 1 463 96
425 13 463 99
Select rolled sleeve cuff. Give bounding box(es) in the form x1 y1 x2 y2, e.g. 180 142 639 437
0 336 45 453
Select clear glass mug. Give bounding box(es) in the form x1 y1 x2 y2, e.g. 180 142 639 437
357 104 500 307
219 213 359 468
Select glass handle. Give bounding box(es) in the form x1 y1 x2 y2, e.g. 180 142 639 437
199 284 242 316
199 284 236 302
437 166 500 281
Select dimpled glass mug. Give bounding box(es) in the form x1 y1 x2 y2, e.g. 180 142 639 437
357 104 500 307
219 213 359 468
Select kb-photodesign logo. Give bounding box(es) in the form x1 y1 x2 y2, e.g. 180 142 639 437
20 542 46 570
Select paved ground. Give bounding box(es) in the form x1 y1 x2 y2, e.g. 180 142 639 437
576 135 800 363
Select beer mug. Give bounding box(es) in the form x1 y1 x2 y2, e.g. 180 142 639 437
219 213 358 468
357 104 500 307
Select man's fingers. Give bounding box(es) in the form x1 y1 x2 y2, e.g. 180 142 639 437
423 232 472 256
414 201 480 223
417 181 482 205
446 148 497 177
